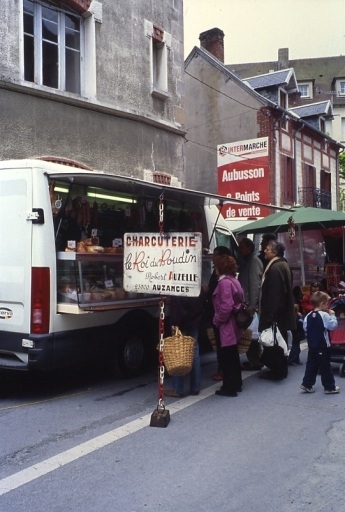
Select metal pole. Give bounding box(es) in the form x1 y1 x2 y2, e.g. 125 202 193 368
298 224 306 285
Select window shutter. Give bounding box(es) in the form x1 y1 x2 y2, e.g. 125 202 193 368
281 155 294 204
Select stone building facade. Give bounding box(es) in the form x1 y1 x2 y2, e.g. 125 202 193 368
0 0 185 181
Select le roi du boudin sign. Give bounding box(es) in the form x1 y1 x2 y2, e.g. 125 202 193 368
123 233 202 297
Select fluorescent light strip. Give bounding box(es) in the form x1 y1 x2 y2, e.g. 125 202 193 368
86 192 136 204
53 187 136 204
54 186 69 193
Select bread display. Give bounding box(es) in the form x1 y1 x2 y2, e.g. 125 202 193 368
60 237 127 305
85 245 104 253
64 229 125 254
104 247 123 254
84 237 100 246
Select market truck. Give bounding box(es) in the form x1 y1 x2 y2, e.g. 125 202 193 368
0 159 238 377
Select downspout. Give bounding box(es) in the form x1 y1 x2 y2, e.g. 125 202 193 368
293 122 304 205
336 147 344 211
339 148 345 263
272 110 286 205
293 121 305 285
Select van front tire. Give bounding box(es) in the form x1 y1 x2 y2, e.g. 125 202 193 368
114 327 156 378
117 333 146 378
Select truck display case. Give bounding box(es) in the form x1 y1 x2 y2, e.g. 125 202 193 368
56 252 154 313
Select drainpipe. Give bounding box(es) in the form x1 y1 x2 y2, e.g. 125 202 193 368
337 147 344 211
293 122 304 205
272 110 286 205
292 121 305 286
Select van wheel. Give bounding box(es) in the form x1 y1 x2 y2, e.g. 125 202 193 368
116 332 149 378
339 362 345 378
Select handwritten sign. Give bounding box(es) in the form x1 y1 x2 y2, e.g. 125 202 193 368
123 232 202 297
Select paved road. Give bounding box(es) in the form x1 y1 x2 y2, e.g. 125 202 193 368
0 346 344 512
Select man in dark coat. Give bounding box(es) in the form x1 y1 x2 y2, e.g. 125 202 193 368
259 240 296 379
258 233 277 269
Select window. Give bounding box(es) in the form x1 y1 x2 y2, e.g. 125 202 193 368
151 25 168 98
299 164 316 206
279 89 288 110
303 164 316 189
281 155 294 204
298 83 311 98
337 80 345 96
279 89 288 129
320 169 331 192
23 0 82 94
341 117 345 142
319 118 326 133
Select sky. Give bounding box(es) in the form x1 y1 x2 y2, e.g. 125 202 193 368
184 0 345 64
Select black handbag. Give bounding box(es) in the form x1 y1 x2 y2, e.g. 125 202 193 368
234 302 255 329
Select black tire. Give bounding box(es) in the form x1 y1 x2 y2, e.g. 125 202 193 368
339 362 345 378
113 313 157 378
117 332 147 378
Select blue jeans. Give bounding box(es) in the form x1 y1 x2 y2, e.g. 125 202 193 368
172 325 201 394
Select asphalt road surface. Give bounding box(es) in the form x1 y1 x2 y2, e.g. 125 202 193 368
0 345 344 512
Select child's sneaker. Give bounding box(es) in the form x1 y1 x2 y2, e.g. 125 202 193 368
324 386 340 394
300 384 315 393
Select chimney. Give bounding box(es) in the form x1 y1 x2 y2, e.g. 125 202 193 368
199 28 225 63
278 48 289 70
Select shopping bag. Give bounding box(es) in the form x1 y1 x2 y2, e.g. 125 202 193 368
248 312 259 338
259 324 288 355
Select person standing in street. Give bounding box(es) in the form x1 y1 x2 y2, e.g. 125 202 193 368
259 240 296 380
204 246 232 382
300 282 323 315
238 238 263 370
288 304 304 367
258 233 277 269
300 291 339 394
212 254 244 397
164 292 206 398
289 283 323 366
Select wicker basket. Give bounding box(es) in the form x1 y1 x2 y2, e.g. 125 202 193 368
162 327 195 376
238 328 252 354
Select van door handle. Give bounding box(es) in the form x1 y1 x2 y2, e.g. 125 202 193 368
26 208 45 224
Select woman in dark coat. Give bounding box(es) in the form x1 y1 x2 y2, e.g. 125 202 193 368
259 240 296 379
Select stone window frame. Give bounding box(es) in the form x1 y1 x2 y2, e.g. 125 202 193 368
22 0 84 96
298 82 313 99
145 20 171 100
63 0 92 15
337 80 345 96
20 0 98 99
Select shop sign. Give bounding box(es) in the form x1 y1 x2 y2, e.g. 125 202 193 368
217 136 271 219
123 232 202 296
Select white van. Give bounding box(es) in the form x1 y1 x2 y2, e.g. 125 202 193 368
0 159 238 376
